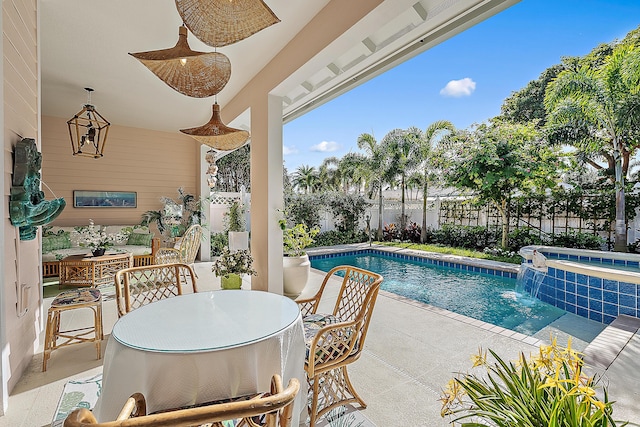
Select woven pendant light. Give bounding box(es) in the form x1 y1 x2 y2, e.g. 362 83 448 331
180 103 250 150
129 26 231 98
175 0 280 47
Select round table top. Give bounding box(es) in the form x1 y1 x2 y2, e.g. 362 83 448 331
112 290 301 353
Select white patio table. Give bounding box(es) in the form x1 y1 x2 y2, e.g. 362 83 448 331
93 290 306 424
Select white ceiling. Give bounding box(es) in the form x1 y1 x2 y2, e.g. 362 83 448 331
41 0 518 134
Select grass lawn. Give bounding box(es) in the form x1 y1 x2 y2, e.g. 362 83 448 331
374 241 522 264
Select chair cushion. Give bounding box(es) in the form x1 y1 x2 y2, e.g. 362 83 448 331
127 233 153 246
303 314 345 362
51 288 102 307
42 233 71 252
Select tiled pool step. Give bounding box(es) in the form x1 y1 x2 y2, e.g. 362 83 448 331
583 315 640 370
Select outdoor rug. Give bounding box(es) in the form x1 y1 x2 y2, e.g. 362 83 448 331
51 373 102 427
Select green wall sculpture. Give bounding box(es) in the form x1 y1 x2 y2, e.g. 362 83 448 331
10 138 66 240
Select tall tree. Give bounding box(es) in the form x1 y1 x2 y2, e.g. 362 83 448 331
292 165 318 194
545 43 640 251
357 133 393 240
443 121 556 248
383 127 421 230
418 120 454 243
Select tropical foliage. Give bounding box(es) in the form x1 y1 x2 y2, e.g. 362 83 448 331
441 339 625 426
212 248 257 277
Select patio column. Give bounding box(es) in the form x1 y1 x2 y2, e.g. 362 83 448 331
199 144 211 261
250 94 283 293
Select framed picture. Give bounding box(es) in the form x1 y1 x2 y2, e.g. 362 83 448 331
73 191 137 208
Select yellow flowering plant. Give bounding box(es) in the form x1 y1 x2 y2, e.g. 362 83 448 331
440 338 627 427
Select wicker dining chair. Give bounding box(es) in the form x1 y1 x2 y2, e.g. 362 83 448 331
63 374 299 427
114 263 197 317
296 265 383 427
154 224 203 266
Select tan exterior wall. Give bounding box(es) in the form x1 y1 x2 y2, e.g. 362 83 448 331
2 0 40 397
41 115 200 232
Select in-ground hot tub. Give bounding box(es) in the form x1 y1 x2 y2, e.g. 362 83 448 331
519 246 640 324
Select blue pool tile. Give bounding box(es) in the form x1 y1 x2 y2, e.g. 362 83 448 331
619 282 637 296
588 276 603 288
590 257 602 264
577 274 588 285
629 262 640 269
603 314 615 324
603 290 618 304
566 271 576 283
577 306 589 318
614 259 625 265
566 293 576 305
589 311 603 322
604 302 618 316
556 269 565 280
588 288 603 301
603 279 618 292
555 290 566 303
602 259 613 265
566 303 577 314
590 300 603 313
619 293 636 308
577 284 588 297
566 282 576 294
620 306 636 316
577 296 589 309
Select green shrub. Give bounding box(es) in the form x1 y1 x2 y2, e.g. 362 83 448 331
284 193 325 229
507 227 547 252
312 230 368 247
210 232 228 256
326 192 370 235
551 231 604 250
433 225 499 250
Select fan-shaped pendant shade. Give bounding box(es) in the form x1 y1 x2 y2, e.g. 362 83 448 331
180 103 250 150
175 0 280 47
129 26 231 98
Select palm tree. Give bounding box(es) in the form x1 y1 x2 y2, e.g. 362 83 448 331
357 133 393 240
317 157 340 191
292 165 318 194
545 43 640 251
338 152 367 193
418 120 455 243
382 128 422 230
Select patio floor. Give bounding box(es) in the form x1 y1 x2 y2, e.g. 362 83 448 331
2 253 640 426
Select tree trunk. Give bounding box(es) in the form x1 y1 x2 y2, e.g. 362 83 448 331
376 183 384 240
498 199 508 249
613 137 628 252
421 174 428 243
400 173 406 230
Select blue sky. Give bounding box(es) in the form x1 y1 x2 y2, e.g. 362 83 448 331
282 0 640 172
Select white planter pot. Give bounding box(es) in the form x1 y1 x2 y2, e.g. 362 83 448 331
228 231 249 252
283 254 310 298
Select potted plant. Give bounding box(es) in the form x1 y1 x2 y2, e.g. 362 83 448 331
226 200 249 251
76 219 125 257
279 220 320 298
212 248 257 290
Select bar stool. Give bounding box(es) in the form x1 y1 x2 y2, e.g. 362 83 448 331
43 288 104 372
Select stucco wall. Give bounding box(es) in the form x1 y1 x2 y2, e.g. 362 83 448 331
2 0 40 405
41 115 200 231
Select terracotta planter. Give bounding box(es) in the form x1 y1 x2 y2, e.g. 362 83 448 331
220 273 242 290
283 254 310 298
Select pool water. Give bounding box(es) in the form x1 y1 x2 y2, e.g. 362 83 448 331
311 252 566 336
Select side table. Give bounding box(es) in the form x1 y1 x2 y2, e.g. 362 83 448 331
59 253 133 288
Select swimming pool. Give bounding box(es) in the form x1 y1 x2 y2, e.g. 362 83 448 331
310 250 566 336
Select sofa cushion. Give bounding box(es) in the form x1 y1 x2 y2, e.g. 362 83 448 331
126 233 153 246
42 233 71 252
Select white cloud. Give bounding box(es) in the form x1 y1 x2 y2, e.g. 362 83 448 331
283 145 298 155
310 141 340 152
439 77 476 97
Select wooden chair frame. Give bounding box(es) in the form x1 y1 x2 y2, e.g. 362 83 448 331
154 224 202 266
63 375 299 427
296 265 383 427
114 263 197 317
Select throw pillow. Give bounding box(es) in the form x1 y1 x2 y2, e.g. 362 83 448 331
127 233 153 247
42 233 71 252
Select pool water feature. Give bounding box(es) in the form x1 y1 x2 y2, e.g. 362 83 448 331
519 246 640 324
310 251 566 336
